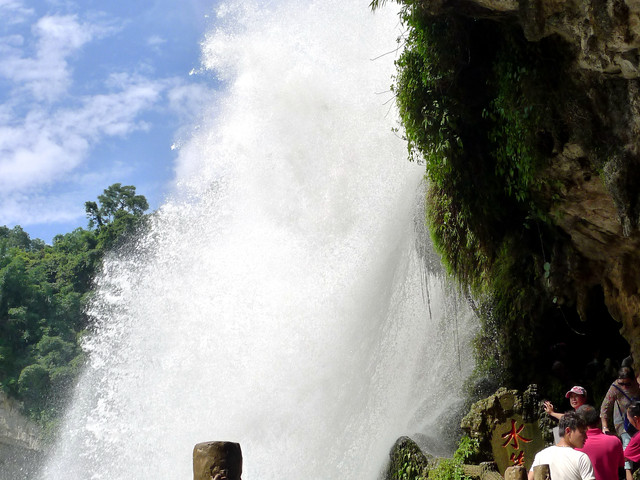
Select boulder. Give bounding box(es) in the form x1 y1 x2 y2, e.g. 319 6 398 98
381 436 432 480
461 386 546 474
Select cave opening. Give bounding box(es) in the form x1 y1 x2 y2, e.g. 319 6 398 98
539 284 630 408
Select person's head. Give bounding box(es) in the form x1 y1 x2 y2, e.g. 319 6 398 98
627 402 640 431
618 367 636 387
565 386 587 409
577 404 600 429
559 411 587 448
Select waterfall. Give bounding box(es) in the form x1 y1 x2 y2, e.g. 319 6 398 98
40 1 477 478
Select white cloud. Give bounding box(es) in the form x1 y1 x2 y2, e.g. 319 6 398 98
0 191 82 226
0 7 213 235
0 34 24 51
0 157 141 227
0 10 170 229
0 0 34 26
0 15 113 101
0 74 165 195
167 81 214 121
147 34 166 47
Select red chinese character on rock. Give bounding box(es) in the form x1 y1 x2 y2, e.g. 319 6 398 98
510 450 525 466
501 419 532 449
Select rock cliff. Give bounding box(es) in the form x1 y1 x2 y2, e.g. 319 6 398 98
397 0 640 376
0 391 43 479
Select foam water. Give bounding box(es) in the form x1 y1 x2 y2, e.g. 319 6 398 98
40 1 477 478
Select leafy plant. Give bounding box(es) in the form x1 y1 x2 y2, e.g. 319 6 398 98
395 451 427 480
383 0 590 390
428 436 479 480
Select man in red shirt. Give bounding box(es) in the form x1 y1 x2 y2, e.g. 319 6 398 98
625 402 640 472
577 405 624 480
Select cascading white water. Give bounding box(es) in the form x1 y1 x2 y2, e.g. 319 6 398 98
40 1 478 478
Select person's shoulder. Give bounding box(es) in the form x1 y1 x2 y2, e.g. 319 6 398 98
628 433 640 447
547 446 584 459
601 386 617 400
534 445 553 455
533 445 557 459
603 434 623 447
569 448 592 461
593 431 623 444
574 450 594 471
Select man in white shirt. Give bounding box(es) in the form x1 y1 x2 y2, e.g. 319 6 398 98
528 411 596 480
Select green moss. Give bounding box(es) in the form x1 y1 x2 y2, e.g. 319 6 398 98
390 5 584 387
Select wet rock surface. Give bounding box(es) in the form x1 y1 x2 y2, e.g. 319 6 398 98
414 0 640 373
0 392 43 480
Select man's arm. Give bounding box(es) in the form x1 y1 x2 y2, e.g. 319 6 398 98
579 453 596 480
600 386 616 432
529 454 541 480
618 438 626 468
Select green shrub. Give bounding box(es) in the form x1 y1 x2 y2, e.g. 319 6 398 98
388 2 585 388
428 436 479 480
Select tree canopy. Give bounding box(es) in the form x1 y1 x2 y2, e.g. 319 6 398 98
85 183 149 229
85 183 150 250
0 184 149 432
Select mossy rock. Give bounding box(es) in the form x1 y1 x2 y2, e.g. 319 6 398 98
461 385 546 474
382 436 433 480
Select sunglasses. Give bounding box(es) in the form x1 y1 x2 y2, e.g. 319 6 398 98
619 381 633 387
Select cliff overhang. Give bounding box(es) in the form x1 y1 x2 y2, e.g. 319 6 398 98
385 0 640 388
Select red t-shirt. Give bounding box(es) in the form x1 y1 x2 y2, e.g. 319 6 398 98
626 432 640 463
577 428 624 480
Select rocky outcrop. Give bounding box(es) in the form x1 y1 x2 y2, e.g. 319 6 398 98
382 436 432 480
542 143 640 359
421 0 640 78
461 386 546 473
0 392 43 480
0 392 41 452
413 0 640 373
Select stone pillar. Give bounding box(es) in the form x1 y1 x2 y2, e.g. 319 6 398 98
193 441 242 480
505 465 528 480
533 464 551 480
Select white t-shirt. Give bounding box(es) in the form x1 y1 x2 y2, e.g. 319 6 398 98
530 446 595 480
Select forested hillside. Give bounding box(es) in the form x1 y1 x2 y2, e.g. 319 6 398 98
0 184 149 432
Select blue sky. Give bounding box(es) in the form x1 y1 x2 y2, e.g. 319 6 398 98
0 0 218 243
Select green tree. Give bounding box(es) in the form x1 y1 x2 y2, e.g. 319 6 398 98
0 183 149 428
85 183 149 229
17 364 50 404
85 183 150 250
